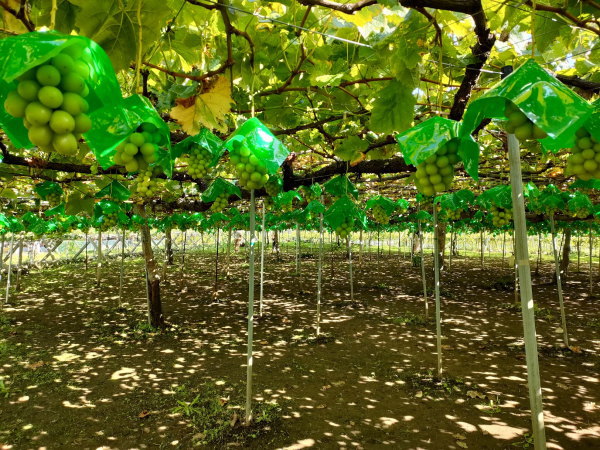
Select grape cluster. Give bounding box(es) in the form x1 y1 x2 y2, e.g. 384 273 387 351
444 208 463 221
571 207 590 219
265 178 282 197
335 217 354 239
565 128 600 181
46 192 62 205
132 167 160 199
490 205 512 227
113 123 161 173
503 101 548 141
229 142 269 190
185 147 211 178
300 186 320 204
414 140 460 196
210 193 229 212
371 204 390 224
3 44 92 156
100 212 118 231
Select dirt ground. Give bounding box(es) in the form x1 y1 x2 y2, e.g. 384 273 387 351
0 246 599 449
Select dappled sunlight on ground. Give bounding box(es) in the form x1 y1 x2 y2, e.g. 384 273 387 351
0 247 598 448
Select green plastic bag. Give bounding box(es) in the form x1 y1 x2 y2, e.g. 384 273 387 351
324 195 359 230
461 59 593 151
87 94 173 175
172 128 223 162
201 178 241 203
224 117 290 176
95 180 131 201
34 181 63 199
476 186 513 209
0 31 121 149
536 185 566 214
396 116 480 179
567 191 593 218
44 203 66 217
305 199 326 215
274 190 302 212
323 175 359 199
366 195 396 216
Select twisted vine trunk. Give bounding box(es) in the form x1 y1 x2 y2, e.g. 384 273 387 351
165 226 174 265
137 205 165 329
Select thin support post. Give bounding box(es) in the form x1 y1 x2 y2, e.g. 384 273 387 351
295 222 300 275
96 229 102 287
245 190 256 425
316 199 324 336
15 236 24 292
347 234 354 303
259 202 266 316
418 204 428 319
214 227 220 296
589 225 593 296
433 206 443 376
508 133 546 450
4 234 14 306
118 229 126 307
549 215 569 347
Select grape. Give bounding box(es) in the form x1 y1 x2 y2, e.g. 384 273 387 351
46 192 62 206
4 91 28 118
490 205 512 227
3 46 93 154
229 141 269 190
414 141 460 196
371 204 390 224
185 146 212 178
571 208 590 219
335 217 354 239
99 212 119 231
443 208 463 221
299 185 319 203
565 127 600 181
503 100 547 140
210 193 229 212
112 123 161 172
132 167 161 199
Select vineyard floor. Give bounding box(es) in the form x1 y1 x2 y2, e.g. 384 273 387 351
0 249 599 449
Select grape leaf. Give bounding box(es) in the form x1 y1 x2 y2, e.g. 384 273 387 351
69 0 172 72
369 79 415 134
65 191 95 216
170 76 233 134
334 136 369 162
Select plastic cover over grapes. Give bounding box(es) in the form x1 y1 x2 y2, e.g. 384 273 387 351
34 181 63 199
396 116 480 180
223 117 289 175
365 195 397 215
461 59 593 152
172 128 224 165
201 177 242 203
324 195 359 230
87 94 173 175
0 31 122 150
323 175 359 199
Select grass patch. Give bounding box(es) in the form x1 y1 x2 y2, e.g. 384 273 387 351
391 313 431 327
173 383 281 445
497 302 554 320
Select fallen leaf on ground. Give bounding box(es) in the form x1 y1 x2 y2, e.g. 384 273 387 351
27 361 45 369
452 433 467 440
467 390 486 399
456 440 468 448
230 412 239 427
138 410 151 419
569 346 582 353
415 390 423 398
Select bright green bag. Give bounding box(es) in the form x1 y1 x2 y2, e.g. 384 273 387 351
0 31 121 150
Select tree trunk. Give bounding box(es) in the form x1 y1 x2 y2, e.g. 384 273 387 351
15 236 24 292
554 229 571 283
138 205 165 329
165 226 174 265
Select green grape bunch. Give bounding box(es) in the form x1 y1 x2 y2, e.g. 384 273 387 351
490 205 512 227
265 178 282 197
3 44 93 156
444 208 463 221
503 100 548 141
371 204 390 225
335 217 354 239
132 167 161 200
571 207 590 219
46 192 62 206
100 212 118 231
565 128 600 181
414 140 460 197
185 147 212 178
229 142 269 190
113 123 161 173
210 192 229 212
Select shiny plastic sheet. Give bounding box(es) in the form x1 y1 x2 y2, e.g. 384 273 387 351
224 117 290 175
201 178 241 203
396 116 480 180
0 31 121 149
461 59 593 151
172 128 224 165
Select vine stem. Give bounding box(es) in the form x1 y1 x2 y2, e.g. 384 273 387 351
135 0 143 94
50 0 57 30
549 214 569 347
245 189 256 425
433 204 442 376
